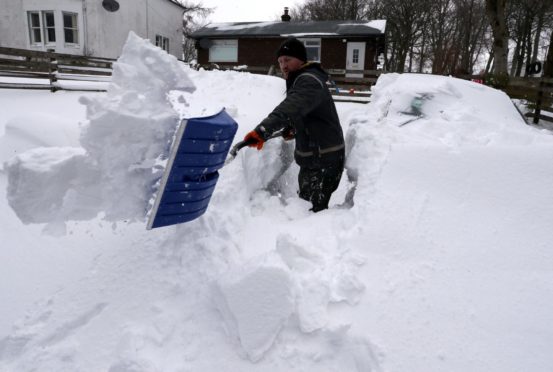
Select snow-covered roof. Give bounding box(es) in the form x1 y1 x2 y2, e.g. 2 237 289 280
164 0 186 9
190 20 386 39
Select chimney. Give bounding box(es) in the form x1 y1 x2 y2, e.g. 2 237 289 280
281 7 291 22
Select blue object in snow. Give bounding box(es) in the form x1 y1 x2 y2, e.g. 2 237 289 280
147 109 238 229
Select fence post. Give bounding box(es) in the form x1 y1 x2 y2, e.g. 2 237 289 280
47 49 58 92
534 79 543 124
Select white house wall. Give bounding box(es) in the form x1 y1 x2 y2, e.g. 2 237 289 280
84 0 184 59
0 0 184 59
84 0 148 58
0 2 26 49
145 0 184 59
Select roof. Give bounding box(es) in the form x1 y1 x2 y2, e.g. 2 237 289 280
164 0 186 10
190 20 386 39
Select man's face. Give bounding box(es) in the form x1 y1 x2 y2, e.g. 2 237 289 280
278 55 304 79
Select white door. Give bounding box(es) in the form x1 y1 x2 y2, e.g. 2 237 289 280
346 42 366 78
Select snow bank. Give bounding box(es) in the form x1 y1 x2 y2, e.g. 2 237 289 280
5 32 194 224
2 35 553 372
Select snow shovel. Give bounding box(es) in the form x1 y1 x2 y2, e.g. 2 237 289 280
146 109 238 229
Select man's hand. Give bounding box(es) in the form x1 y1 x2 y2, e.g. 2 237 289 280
244 130 265 150
282 126 296 141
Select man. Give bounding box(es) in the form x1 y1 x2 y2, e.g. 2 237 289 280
244 37 345 212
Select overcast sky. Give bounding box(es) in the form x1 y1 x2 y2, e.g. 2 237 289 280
200 0 302 23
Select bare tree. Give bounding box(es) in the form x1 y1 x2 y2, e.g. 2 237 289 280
485 0 509 74
291 0 369 20
427 0 458 74
380 0 431 72
173 1 213 62
545 30 553 77
507 0 553 76
290 0 552 77
454 0 489 75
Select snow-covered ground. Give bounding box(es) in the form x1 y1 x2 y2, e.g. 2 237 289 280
1 34 553 372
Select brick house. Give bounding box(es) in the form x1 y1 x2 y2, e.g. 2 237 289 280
189 10 386 78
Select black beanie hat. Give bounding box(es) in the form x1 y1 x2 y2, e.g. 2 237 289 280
276 37 307 62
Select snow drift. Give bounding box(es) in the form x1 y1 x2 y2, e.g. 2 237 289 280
2 32 553 372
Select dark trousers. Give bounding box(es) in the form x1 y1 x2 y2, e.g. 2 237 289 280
298 162 343 212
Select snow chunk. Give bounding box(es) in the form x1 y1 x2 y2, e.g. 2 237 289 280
0 113 80 161
276 233 366 333
108 31 194 99
77 32 197 220
6 147 99 224
214 252 294 362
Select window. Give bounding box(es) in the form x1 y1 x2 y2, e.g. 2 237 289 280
209 40 238 62
156 35 170 52
28 11 42 44
352 49 359 64
28 11 55 45
300 38 321 62
43 11 56 44
63 12 78 44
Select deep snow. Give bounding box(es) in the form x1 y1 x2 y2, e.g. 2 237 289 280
1 33 553 372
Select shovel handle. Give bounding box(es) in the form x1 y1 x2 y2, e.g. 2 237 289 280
229 137 257 157
229 129 287 158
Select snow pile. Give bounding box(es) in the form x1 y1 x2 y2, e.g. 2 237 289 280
367 73 544 146
345 72 553 212
5 32 194 225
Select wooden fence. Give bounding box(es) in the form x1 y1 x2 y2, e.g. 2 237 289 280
327 68 380 104
0 46 113 92
3 48 551 120
0 49 378 103
1 53 376 103
509 77 553 124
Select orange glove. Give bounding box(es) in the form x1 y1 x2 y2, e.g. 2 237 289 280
244 130 265 150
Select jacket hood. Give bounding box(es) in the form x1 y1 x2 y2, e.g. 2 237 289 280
286 62 328 90
299 62 328 78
